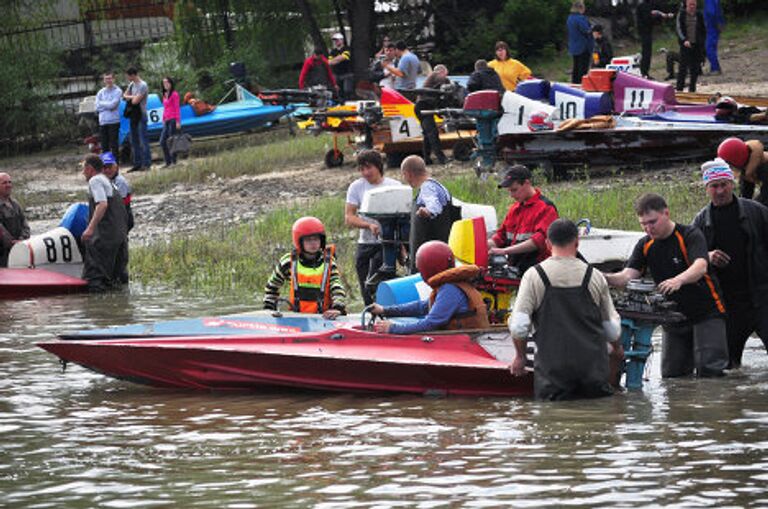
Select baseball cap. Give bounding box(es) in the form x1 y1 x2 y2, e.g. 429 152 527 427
332 32 344 40
100 151 117 165
498 164 532 188
701 157 734 185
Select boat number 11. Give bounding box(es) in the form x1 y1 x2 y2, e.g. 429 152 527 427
624 88 653 110
42 235 73 263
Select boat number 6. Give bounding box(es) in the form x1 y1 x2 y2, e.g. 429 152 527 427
42 235 73 263
148 109 161 123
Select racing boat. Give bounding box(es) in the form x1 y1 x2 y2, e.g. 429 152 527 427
0 204 88 299
119 84 294 144
38 311 533 397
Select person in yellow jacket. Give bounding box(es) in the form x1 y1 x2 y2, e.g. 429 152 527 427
488 41 532 92
263 216 346 319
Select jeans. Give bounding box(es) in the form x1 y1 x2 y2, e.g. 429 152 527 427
99 123 120 157
676 44 701 93
639 33 653 77
159 120 178 165
355 243 384 306
130 113 152 168
705 28 721 72
571 52 591 84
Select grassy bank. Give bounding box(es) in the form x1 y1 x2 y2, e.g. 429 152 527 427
131 131 333 195
131 168 710 309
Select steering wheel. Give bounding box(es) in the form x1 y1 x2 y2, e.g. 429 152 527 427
361 305 379 331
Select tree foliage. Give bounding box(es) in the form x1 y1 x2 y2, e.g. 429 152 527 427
0 1 63 146
431 0 571 73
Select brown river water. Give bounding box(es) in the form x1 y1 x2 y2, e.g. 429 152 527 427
1 287 767 508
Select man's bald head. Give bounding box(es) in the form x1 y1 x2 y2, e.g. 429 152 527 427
401 155 428 177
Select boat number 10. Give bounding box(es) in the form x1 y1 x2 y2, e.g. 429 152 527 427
42 235 74 263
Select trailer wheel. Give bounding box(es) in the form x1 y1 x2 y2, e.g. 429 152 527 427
386 152 404 168
452 140 473 162
324 149 344 168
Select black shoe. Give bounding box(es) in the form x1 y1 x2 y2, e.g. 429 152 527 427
424 158 434 165
664 75 675 80
127 165 142 173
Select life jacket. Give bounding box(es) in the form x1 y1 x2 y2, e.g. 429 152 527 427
289 245 335 314
427 264 490 330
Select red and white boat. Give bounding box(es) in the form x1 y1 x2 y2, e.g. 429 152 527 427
1 222 87 299
38 312 533 397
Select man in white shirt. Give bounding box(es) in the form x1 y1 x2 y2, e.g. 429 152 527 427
344 149 401 305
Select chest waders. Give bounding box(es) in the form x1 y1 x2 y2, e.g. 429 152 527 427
532 264 612 401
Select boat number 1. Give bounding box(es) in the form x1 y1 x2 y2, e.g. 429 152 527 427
43 235 73 263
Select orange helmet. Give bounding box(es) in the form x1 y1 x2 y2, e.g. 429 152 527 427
717 137 749 169
292 216 326 252
416 241 455 282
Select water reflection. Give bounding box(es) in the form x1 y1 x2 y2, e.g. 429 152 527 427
1 286 767 507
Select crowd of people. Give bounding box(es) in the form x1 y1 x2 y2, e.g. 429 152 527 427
255 138 768 401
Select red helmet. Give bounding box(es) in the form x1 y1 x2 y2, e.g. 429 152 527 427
416 241 455 282
717 137 749 169
292 216 326 252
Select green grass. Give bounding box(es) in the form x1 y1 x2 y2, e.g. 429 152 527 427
131 169 710 309
130 131 333 195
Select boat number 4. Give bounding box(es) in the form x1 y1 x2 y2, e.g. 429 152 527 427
623 88 653 110
42 235 74 263
390 117 422 142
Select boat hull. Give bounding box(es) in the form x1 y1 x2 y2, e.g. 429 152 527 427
0 267 87 299
497 124 768 168
39 327 533 397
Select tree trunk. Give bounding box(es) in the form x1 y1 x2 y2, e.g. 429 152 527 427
346 0 375 85
294 0 327 54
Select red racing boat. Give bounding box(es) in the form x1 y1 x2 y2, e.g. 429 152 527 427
0 267 87 299
38 313 532 397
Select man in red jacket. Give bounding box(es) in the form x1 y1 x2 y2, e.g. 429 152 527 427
298 47 338 91
488 164 559 273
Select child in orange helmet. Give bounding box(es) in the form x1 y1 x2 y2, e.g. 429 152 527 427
263 216 346 319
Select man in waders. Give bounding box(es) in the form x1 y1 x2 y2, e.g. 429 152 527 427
605 193 728 378
692 159 768 368
0 172 30 267
510 219 623 401
369 240 489 334
400 155 460 273
81 154 129 292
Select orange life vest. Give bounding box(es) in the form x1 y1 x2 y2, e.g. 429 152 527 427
289 245 335 314
427 264 490 330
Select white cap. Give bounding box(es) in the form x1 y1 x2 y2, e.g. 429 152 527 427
332 32 344 40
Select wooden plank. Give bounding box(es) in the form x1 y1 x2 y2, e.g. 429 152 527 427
677 92 768 108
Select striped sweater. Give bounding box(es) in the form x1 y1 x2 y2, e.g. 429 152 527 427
263 250 347 313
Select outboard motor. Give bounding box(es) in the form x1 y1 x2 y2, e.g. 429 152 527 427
462 91 503 174
613 278 685 390
359 185 413 295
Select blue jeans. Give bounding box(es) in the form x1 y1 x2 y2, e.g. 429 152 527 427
130 113 152 167
705 26 721 72
159 120 178 165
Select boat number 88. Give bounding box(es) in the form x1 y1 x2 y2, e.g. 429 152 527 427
43 235 73 263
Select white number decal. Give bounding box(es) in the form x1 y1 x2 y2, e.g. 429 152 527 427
623 87 654 111
554 91 585 120
148 109 162 124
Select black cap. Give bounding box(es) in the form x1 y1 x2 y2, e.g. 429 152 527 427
498 164 532 188
592 24 603 33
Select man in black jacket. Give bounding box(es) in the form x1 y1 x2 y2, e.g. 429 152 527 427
676 0 707 92
466 60 505 94
692 158 768 368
